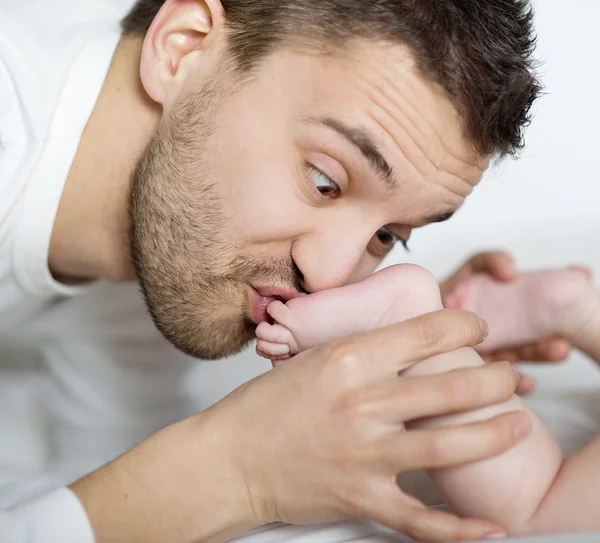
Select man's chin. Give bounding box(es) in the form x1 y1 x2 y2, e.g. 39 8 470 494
139 274 258 360
190 335 255 361
158 317 257 361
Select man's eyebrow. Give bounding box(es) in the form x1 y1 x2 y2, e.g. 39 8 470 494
307 117 398 191
423 211 456 224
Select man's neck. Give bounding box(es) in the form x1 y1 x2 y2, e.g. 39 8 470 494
49 36 161 283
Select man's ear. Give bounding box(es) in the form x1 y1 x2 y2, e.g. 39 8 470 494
139 0 225 107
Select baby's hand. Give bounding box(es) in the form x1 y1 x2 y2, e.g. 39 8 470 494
255 301 300 364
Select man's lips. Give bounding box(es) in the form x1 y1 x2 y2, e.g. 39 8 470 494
247 285 299 325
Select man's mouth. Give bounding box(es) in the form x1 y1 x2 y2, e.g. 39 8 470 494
247 285 299 325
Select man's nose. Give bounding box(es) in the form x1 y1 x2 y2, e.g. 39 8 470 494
291 228 374 293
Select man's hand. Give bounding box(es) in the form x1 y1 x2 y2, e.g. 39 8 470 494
71 310 529 543
441 251 573 395
220 309 529 542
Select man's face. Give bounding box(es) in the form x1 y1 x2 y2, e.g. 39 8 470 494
130 40 487 360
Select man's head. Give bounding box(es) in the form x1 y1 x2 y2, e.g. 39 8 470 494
124 0 541 360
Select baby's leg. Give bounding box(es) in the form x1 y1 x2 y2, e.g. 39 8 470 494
257 264 586 534
567 287 600 364
520 431 600 534
256 264 441 360
444 268 593 354
440 271 600 534
381 268 563 533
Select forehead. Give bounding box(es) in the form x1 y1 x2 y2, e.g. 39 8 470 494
250 40 489 215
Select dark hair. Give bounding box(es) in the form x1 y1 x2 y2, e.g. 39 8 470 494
122 0 541 158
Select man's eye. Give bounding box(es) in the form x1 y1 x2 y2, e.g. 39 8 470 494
374 227 410 252
376 227 397 248
309 166 340 198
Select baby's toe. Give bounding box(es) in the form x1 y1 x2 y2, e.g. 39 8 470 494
267 300 293 327
256 339 291 357
256 321 274 341
257 323 293 344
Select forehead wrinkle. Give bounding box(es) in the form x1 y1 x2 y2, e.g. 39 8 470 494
337 44 478 176
362 88 477 199
355 54 485 189
366 50 483 170
375 75 485 185
364 74 481 185
357 80 480 199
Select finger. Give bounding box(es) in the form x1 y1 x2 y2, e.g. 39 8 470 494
399 505 508 542
345 310 488 375
510 339 570 363
364 481 507 542
476 359 533 394
486 337 571 364
470 250 516 281
381 362 519 423
535 337 571 361
516 372 536 396
481 348 521 363
384 411 531 472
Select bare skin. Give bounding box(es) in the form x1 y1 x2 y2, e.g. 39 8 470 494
444 268 594 354
256 263 600 535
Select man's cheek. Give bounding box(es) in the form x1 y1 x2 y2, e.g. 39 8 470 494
229 184 308 243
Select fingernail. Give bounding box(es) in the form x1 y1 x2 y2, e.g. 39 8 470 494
479 319 489 341
514 418 532 442
484 532 507 540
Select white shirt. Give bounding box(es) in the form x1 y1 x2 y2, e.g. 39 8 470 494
0 1 201 541
0 0 121 332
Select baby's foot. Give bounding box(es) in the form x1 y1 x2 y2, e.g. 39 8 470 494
255 304 300 362
444 267 594 353
255 293 359 363
255 264 443 363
